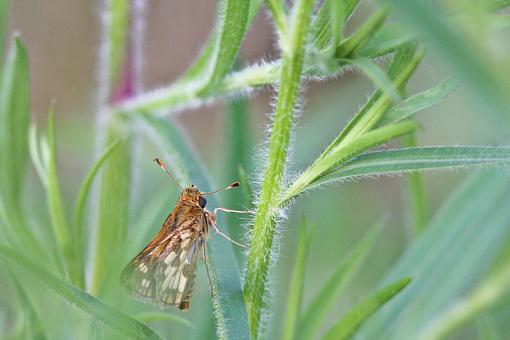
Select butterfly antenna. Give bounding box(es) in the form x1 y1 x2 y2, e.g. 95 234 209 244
154 158 184 190
201 182 240 195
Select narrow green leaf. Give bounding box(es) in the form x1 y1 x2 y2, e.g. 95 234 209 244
73 139 122 287
340 57 401 101
184 0 250 94
8 269 48 339
45 106 79 285
281 217 313 340
139 115 250 339
134 311 194 329
266 0 288 44
91 121 131 296
298 222 381 340
312 0 359 51
320 45 424 159
0 36 30 218
182 0 255 84
244 0 316 336
416 261 510 340
281 120 419 205
378 78 458 126
316 146 510 187
238 166 254 207
402 133 428 234
0 37 47 262
336 6 389 58
354 23 416 58
358 171 510 338
323 277 412 340
389 0 510 127
0 244 162 340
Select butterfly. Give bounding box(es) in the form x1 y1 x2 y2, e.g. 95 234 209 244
121 158 251 311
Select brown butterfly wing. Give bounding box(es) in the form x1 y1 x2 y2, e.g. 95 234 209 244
121 211 205 310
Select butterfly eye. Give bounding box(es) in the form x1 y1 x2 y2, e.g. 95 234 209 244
198 196 207 208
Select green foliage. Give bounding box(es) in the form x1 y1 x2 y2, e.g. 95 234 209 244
358 171 510 338
389 0 510 126
323 277 412 340
0 245 162 340
2 0 510 339
298 222 382 340
281 217 313 340
243 0 315 336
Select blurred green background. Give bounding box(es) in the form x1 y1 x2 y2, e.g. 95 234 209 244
1 0 510 339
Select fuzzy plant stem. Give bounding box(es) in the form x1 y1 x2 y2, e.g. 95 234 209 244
243 0 315 337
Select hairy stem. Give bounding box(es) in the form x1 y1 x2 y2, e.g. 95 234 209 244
243 0 315 337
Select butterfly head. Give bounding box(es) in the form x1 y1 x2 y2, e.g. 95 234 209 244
180 185 207 208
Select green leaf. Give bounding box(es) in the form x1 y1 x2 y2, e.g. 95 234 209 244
0 37 47 263
389 0 510 127
354 23 416 58
91 120 131 296
243 0 316 336
312 0 359 52
358 171 510 338
340 57 401 101
182 0 253 85
139 115 250 340
180 0 250 93
238 166 254 207
314 146 510 187
378 78 458 127
266 0 288 43
281 120 419 205
44 106 79 285
0 244 162 340
297 222 381 340
0 36 30 218
134 311 194 329
336 6 389 58
8 269 48 339
323 277 412 340
416 262 510 340
322 45 424 157
281 217 313 340
73 138 122 288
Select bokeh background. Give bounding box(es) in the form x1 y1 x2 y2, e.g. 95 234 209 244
2 0 510 339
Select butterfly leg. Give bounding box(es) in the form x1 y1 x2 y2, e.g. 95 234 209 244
213 207 256 216
201 241 214 298
206 214 249 248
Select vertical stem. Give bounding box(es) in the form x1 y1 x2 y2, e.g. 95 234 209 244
402 132 428 234
243 0 315 337
91 0 144 294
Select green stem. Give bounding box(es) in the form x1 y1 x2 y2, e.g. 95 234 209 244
280 120 419 205
243 0 315 337
266 0 288 45
402 132 428 234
